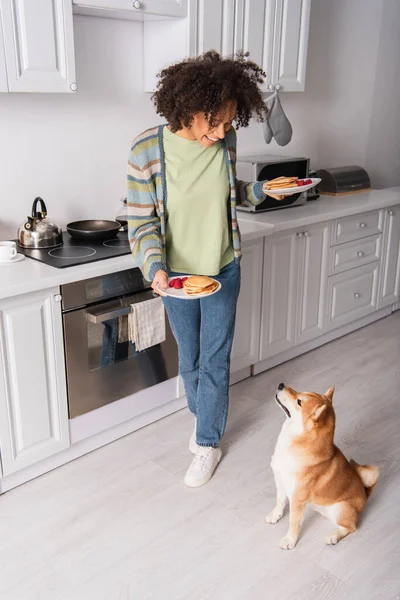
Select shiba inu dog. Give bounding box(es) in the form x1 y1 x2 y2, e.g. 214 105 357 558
266 383 379 549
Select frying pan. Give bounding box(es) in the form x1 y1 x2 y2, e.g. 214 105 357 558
66 220 121 242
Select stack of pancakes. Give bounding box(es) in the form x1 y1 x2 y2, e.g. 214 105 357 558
183 276 219 296
264 176 298 190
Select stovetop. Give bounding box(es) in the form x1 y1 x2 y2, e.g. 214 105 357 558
17 231 131 268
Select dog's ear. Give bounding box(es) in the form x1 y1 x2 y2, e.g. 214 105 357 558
312 404 327 422
324 386 335 403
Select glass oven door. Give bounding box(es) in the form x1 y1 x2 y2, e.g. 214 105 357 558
63 290 178 418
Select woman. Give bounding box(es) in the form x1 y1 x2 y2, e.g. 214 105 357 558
127 51 288 488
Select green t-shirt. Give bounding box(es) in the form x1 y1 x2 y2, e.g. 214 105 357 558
163 126 234 276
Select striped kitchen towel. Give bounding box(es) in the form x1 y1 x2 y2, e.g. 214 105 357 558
128 296 166 351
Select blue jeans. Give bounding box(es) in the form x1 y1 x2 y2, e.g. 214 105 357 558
162 260 241 447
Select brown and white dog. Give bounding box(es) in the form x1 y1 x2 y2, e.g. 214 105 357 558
266 383 379 549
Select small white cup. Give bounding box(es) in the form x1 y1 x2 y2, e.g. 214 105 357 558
0 241 17 262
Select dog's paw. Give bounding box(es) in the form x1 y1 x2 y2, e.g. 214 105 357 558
280 535 297 550
265 511 283 524
325 532 340 545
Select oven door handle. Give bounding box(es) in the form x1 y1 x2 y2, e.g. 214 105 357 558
86 292 159 324
86 306 133 324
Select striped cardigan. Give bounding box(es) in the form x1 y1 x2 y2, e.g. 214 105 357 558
127 124 266 281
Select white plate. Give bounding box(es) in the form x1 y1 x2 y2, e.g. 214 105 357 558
265 177 321 196
0 253 25 264
158 277 222 300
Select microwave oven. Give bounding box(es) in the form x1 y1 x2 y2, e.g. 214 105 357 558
236 155 310 212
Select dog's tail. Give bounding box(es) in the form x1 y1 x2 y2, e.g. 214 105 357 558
350 460 379 498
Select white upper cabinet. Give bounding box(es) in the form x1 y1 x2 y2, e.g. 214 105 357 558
234 0 274 81
144 0 311 92
269 0 311 91
73 0 187 19
188 0 235 56
0 0 77 93
234 0 311 92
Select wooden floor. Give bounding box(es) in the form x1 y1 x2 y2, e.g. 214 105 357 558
1 313 400 600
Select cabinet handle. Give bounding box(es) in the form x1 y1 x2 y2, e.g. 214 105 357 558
297 232 304 238
359 222 367 228
275 84 281 91
304 231 310 237
353 293 361 299
357 251 364 257
132 0 141 7
53 294 62 302
388 210 395 216
69 82 78 92
268 84 274 91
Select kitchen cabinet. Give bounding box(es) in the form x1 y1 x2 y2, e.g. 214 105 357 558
187 0 235 57
143 0 311 92
260 221 330 359
260 230 297 358
234 0 311 91
231 237 263 373
267 0 311 92
326 262 380 331
0 0 77 93
378 206 400 309
73 0 187 19
0 288 69 476
331 210 384 246
295 222 330 345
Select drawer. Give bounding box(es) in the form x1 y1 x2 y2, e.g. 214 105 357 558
329 234 382 275
331 210 384 245
326 262 379 331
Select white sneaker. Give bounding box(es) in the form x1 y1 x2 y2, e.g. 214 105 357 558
189 419 199 454
184 446 222 488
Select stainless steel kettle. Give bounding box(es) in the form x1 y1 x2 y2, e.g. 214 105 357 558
18 197 63 249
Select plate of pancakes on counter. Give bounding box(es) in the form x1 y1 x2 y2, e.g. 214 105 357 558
158 275 221 299
264 176 321 195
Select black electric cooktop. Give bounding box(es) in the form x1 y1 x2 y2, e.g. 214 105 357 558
17 231 131 268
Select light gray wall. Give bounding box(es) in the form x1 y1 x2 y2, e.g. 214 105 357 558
365 0 400 188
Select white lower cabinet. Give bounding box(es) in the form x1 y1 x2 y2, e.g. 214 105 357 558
260 230 297 359
0 288 69 476
326 262 380 331
260 221 330 360
295 222 330 345
231 238 263 373
379 206 400 308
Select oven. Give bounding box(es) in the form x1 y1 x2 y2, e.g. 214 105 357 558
61 268 178 418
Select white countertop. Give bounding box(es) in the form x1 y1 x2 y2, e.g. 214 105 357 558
1 188 399 301
237 189 400 232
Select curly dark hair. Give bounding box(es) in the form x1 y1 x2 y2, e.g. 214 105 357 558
152 51 267 132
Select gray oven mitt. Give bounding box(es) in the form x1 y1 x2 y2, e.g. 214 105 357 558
263 91 293 146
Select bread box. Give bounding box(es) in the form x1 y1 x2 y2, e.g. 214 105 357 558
316 166 370 196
